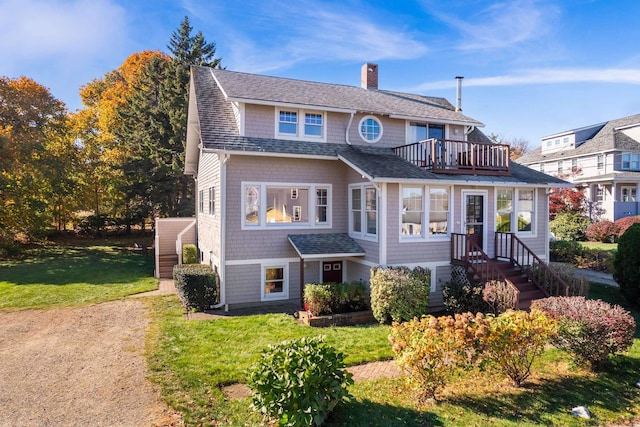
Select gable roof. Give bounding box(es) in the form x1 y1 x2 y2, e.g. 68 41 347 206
519 113 640 164
207 67 483 127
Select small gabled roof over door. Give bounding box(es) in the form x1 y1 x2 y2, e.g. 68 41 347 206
288 233 365 259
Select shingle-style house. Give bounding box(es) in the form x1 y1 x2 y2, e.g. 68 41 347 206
173 63 568 312
518 114 640 222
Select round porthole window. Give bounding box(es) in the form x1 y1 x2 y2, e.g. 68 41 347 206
359 116 383 143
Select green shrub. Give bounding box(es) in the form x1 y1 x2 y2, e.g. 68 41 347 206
370 266 430 324
442 279 487 314
303 281 368 316
613 223 640 306
484 309 557 386
182 244 198 264
532 296 636 369
248 336 353 426
173 264 217 311
389 312 490 401
549 240 584 263
549 211 590 241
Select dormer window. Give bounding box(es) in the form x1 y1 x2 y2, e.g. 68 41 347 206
276 108 325 141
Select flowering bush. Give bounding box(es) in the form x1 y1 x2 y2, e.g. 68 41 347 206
585 220 618 243
484 309 557 386
614 215 640 238
248 336 353 426
532 296 636 369
370 266 430 324
389 312 489 401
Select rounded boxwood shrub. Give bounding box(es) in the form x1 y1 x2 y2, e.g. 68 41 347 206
613 223 640 306
247 336 353 427
370 266 430 324
532 296 636 369
182 244 198 264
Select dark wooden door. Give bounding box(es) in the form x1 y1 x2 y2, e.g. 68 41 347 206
465 194 484 249
322 261 343 283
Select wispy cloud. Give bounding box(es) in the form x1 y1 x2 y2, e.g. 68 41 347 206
414 68 640 91
422 0 559 51
0 0 127 73
197 0 429 73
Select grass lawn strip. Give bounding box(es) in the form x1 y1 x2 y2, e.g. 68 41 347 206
145 283 640 427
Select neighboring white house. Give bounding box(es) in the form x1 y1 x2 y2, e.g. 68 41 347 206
519 114 640 222
181 63 568 311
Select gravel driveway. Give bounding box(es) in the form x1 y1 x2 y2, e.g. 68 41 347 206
0 300 180 426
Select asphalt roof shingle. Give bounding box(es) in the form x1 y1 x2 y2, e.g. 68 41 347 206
288 233 366 258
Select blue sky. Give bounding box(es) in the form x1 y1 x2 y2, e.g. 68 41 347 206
2 0 640 147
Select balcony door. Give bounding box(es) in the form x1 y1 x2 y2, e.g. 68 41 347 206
463 191 487 252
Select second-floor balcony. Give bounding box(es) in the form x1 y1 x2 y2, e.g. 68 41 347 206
393 138 511 175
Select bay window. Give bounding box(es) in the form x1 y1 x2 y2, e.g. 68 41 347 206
496 189 513 232
400 185 450 239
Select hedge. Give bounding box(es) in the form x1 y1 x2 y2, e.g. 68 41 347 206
173 264 218 311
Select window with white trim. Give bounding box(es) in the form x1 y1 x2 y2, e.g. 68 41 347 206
242 183 331 228
597 155 604 170
571 158 578 172
517 189 535 233
621 153 640 170
350 184 377 238
198 189 204 213
595 185 605 202
276 108 325 140
401 186 423 237
622 186 637 202
496 189 513 232
359 116 382 143
262 265 288 301
429 187 449 235
208 187 215 215
557 160 563 175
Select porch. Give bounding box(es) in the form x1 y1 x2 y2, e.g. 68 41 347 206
393 138 511 175
451 232 568 310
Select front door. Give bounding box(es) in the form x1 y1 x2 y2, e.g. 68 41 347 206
464 193 486 251
322 261 343 283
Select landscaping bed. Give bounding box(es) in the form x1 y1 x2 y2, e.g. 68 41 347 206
297 309 376 327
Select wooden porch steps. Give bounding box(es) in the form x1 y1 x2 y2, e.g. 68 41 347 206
158 254 178 278
469 259 546 310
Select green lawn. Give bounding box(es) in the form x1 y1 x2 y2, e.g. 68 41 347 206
0 245 157 310
146 283 640 427
579 241 617 252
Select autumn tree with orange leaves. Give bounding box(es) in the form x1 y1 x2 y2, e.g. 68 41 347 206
0 76 76 248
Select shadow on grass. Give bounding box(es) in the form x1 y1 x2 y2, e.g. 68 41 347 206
1 246 154 286
328 398 444 427
445 354 640 425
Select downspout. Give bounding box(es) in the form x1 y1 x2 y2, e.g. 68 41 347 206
345 112 354 145
212 153 230 310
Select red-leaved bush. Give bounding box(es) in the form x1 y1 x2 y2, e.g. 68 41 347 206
532 296 636 369
614 215 640 238
585 220 619 243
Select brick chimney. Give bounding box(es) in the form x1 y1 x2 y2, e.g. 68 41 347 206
361 63 378 90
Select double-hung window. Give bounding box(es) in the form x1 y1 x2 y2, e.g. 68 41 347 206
496 189 513 232
597 155 604 170
243 183 331 228
400 185 450 239
198 189 204 213
622 186 637 202
276 108 325 140
517 189 535 233
621 153 640 170
262 265 288 301
208 187 215 215
350 184 377 239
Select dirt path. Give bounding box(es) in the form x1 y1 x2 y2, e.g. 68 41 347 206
0 300 180 427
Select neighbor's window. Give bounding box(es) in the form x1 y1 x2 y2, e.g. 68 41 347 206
622 186 637 202
517 189 534 232
596 186 605 202
359 116 382 143
597 155 604 170
350 185 377 238
557 160 563 175
429 187 449 235
198 189 204 213
263 265 288 301
571 158 578 172
208 187 215 215
621 153 640 170
401 186 423 237
496 189 513 232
